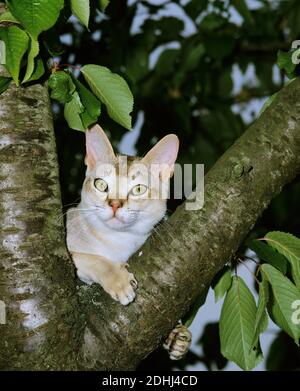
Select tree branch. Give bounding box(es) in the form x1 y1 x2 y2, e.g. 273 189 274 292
78 79 300 370
1 72 300 370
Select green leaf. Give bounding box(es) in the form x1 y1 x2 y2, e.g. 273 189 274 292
259 92 278 116
0 11 20 23
232 0 254 25
249 239 288 274
261 264 300 344
71 0 90 29
22 36 39 83
64 91 85 131
73 78 101 122
99 0 110 12
251 279 269 349
219 276 263 370
48 71 75 103
182 287 209 328
265 231 300 290
211 266 232 302
0 76 12 94
0 26 29 85
26 57 45 83
7 0 64 40
82 64 133 130
277 50 296 79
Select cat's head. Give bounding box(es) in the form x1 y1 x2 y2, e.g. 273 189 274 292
80 124 179 233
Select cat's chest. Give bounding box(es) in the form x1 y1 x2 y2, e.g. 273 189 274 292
95 230 147 263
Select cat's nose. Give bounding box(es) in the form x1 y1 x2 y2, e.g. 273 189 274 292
109 200 122 214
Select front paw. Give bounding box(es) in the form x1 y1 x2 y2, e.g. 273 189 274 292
104 267 138 306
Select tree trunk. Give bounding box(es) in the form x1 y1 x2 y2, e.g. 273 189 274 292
1 73 300 370
0 80 83 370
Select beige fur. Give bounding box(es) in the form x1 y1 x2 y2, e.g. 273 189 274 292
67 124 179 305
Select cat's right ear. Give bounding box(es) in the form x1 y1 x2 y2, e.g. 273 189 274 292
85 124 116 170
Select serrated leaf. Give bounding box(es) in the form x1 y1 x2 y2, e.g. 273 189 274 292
0 76 12 94
0 11 19 23
265 231 300 290
48 71 75 103
182 287 209 328
261 264 300 344
250 239 288 274
71 0 90 29
251 279 269 349
23 36 39 83
26 57 45 83
64 91 85 131
219 276 263 370
7 0 64 40
73 77 101 127
0 26 29 85
82 64 133 130
99 0 110 12
211 266 232 302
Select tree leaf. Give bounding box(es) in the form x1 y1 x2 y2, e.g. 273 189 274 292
219 276 263 370
48 71 75 103
211 266 232 302
232 0 254 25
99 0 110 12
249 239 288 274
71 0 90 29
251 279 269 349
64 91 85 132
0 26 29 85
182 287 209 328
81 64 133 130
259 92 278 116
73 77 101 127
22 36 39 83
0 11 20 23
277 50 296 79
26 57 45 83
0 76 12 94
265 231 300 289
261 264 300 344
7 0 64 40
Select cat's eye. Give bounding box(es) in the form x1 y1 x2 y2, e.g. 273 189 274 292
131 184 147 196
94 178 108 192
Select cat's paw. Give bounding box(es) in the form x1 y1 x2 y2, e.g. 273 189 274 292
104 266 138 306
163 324 192 360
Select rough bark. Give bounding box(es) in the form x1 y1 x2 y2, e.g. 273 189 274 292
1 72 300 370
0 80 83 370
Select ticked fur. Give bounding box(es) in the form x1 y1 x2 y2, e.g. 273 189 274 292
66 124 179 305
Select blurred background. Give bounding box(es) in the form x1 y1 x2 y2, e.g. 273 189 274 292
52 0 300 370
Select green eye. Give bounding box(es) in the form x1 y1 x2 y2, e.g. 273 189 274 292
131 184 147 196
94 178 108 192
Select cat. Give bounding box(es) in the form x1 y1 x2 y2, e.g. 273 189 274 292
66 124 179 305
66 125 192 361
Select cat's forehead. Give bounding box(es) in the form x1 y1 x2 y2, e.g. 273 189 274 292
94 155 146 178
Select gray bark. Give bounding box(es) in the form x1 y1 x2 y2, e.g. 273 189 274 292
1 71 300 370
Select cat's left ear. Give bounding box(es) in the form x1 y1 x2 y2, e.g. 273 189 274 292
141 134 179 180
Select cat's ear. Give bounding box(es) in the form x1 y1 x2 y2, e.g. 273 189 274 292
85 124 116 170
142 134 179 180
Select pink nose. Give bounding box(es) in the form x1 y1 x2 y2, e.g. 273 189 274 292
109 200 122 214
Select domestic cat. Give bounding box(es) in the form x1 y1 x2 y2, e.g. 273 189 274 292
66 124 179 305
